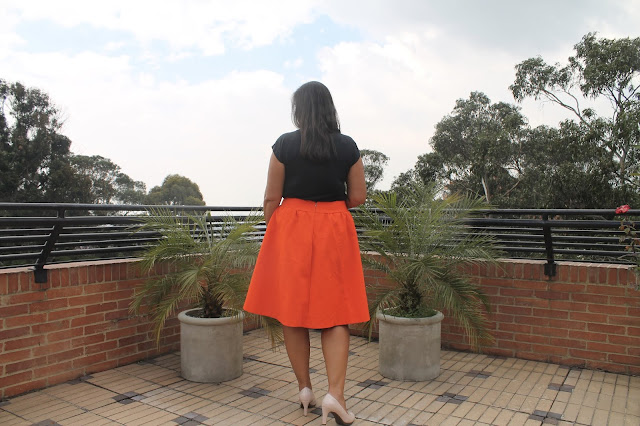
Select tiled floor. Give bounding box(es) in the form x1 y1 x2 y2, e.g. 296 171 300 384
1 330 638 425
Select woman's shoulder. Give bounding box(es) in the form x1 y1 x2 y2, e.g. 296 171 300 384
332 132 355 144
277 130 301 143
332 133 360 165
274 130 301 148
273 130 301 163
332 133 358 151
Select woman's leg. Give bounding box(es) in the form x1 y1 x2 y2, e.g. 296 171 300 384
321 325 350 408
282 326 312 390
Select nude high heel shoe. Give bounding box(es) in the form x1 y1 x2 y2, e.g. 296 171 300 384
298 387 316 416
321 393 355 425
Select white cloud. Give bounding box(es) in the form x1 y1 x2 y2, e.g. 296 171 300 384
312 1 640 189
166 51 196 62
319 0 637 54
3 45 294 205
284 57 304 69
104 41 126 52
0 7 25 60
316 34 525 188
4 0 321 56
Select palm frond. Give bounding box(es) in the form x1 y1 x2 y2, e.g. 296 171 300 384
363 282 402 340
129 208 280 347
429 271 494 349
356 181 502 348
244 314 284 348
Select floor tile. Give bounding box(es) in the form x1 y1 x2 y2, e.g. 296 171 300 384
1 330 636 425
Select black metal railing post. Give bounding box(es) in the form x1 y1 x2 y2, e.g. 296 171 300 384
33 207 65 283
542 213 557 277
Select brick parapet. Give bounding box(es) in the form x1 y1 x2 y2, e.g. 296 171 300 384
1 258 638 398
0 260 257 399
437 260 639 375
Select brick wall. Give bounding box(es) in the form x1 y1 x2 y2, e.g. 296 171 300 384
361 260 639 375
0 260 187 399
2 258 639 399
436 260 640 375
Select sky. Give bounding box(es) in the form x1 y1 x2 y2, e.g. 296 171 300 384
2 0 639 206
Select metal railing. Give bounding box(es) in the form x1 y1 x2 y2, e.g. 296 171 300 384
464 209 638 277
0 203 264 283
1 203 638 283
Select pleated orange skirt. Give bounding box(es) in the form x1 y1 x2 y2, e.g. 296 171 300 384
244 198 370 329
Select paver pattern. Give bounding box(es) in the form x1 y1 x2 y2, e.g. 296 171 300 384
1 330 638 425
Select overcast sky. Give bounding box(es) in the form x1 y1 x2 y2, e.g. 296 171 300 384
2 0 639 205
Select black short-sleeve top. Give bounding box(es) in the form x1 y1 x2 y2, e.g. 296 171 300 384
272 130 360 202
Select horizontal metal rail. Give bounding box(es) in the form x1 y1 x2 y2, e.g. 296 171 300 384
1 202 638 283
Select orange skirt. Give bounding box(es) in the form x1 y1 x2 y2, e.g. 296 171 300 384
244 198 370 329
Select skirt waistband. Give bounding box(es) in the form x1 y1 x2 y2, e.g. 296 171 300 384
280 198 348 213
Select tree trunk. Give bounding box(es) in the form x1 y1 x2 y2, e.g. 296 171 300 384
481 176 491 203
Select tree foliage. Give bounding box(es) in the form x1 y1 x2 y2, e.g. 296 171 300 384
147 174 206 206
427 92 526 204
393 91 528 205
510 32 640 198
510 122 620 208
0 78 151 205
360 149 390 192
394 33 640 208
394 90 626 208
70 155 147 204
0 79 79 202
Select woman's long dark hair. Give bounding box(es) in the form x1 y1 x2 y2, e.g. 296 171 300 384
291 81 340 162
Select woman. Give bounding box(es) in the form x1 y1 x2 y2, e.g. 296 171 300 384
244 81 369 425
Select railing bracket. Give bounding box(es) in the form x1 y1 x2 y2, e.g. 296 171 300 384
544 262 557 277
34 267 48 283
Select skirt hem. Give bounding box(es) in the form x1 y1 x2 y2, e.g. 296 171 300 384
243 308 369 329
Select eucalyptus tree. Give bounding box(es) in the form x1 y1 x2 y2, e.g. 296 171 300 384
511 32 640 200
360 148 390 192
392 90 621 208
147 174 206 206
0 79 146 205
403 92 526 205
0 79 79 202
511 122 619 208
71 154 147 205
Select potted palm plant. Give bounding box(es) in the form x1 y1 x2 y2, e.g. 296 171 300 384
356 183 499 381
130 209 279 383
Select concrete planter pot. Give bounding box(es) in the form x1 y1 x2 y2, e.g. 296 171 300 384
377 310 444 381
178 309 245 383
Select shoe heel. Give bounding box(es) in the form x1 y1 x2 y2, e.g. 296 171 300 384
298 387 316 417
322 393 355 425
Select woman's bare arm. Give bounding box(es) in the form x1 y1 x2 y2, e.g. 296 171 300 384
346 157 367 208
263 153 285 225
